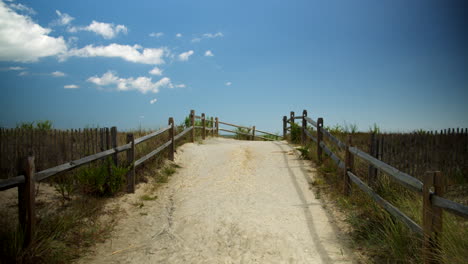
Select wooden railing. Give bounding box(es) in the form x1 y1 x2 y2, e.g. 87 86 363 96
285 110 468 263
217 120 281 141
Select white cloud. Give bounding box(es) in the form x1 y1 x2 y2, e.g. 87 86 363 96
64 84 79 89
204 50 214 57
191 38 201 43
18 71 28 76
149 32 163 38
87 70 173 94
203 32 223 38
63 44 166 64
175 84 186 88
150 98 157 104
8 3 35 15
175 33 182 38
178 50 194 61
79 21 127 39
149 66 162 76
51 71 65 77
54 10 74 26
0 2 67 62
0 66 26 71
225 82 232 86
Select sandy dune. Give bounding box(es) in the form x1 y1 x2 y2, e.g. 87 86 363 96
77 138 355 264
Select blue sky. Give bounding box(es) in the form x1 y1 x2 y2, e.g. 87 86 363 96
0 0 467 133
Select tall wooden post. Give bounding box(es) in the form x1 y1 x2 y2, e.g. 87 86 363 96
344 136 354 196
283 116 287 138
210 117 214 137
201 113 206 140
126 133 135 193
111 126 118 166
423 171 444 264
18 156 35 248
317 118 324 163
215 117 219 136
290 111 295 126
190 110 195 143
302 110 307 145
252 126 256 141
168 117 175 161
368 132 378 187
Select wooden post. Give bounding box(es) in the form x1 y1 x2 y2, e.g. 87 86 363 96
190 110 195 143
290 111 295 126
210 117 214 137
368 132 378 187
202 113 206 140
283 116 287 138
126 133 135 193
215 117 219 136
423 171 444 264
301 110 307 145
252 126 256 141
317 118 324 163
18 156 35 248
168 117 175 161
344 136 354 196
111 126 118 166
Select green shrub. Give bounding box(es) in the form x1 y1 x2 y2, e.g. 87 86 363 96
289 122 302 143
75 158 128 196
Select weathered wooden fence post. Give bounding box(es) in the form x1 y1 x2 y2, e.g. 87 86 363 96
423 171 444 264
168 117 175 161
215 117 219 136
368 132 378 187
126 133 135 193
190 110 195 143
202 113 206 140
111 126 118 166
344 136 354 196
283 116 287 139
317 117 324 163
210 117 214 137
290 111 295 126
18 156 35 248
252 126 256 141
302 110 307 145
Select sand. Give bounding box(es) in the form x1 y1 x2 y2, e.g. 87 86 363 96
77 138 355 264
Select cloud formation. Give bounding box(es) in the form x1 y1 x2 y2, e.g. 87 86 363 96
87 70 173 94
192 32 224 42
8 3 35 15
54 10 74 26
149 32 163 38
149 66 162 76
64 84 79 89
63 44 166 64
0 2 67 62
150 98 157 104
225 82 232 86
178 50 194 61
204 50 214 57
69 21 127 39
51 71 65 77
176 33 182 38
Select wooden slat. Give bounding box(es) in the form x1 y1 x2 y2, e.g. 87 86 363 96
35 148 118 181
347 171 423 234
255 129 282 138
348 146 423 192
174 127 192 141
194 126 203 129
218 121 251 130
194 115 201 119
219 128 252 137
304 116 317 127
0 175 25 191
320 127 346 150
134 140 172 167
319 142 345 169
134 126 171 145
304 129 317 143
432 195 468 218
294 116 303 120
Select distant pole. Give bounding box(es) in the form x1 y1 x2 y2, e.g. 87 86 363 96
168 117 175 161
317 118 323 163
202 113 206 140
302 110 307 145
190 110 195 143
252 126 256 141
215 117 219 136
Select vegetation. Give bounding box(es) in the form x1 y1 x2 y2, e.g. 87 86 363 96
16 120 53 130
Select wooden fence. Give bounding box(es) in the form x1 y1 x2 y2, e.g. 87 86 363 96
0 109 280 248
284 110 468 264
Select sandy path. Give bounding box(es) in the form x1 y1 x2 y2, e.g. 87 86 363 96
78 138 354 264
